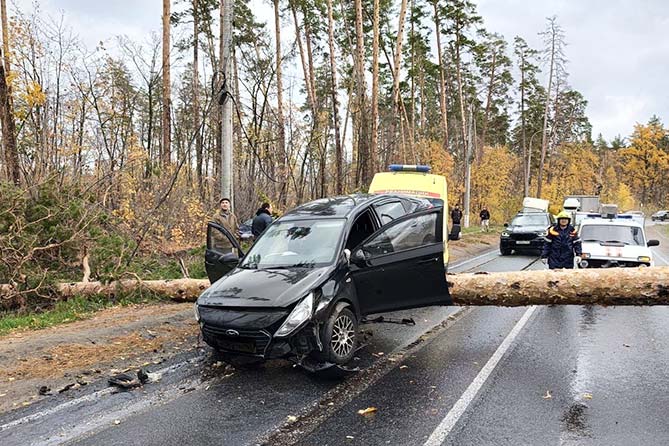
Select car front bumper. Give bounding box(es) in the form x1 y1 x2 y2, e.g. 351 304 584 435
500 236 545 251
579 257 652 268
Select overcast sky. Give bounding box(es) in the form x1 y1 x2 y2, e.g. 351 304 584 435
15 0 669 141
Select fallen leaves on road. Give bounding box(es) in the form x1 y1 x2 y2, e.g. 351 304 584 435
399 365 408 370
583 393 593 400
543 390 552 400
623 343 631 348
113 420 121 425
287 415 298 423
357 407 378 416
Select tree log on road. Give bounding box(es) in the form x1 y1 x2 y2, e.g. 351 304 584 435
2 268 669 307
448 267 669 306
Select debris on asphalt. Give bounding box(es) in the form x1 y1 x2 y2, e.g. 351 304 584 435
543 390 552 400
623 343 631 348
113 420 121 425
38 385 51 396
58 383 80 394
108 373 142 390
399 365 409 370
357 407 378 416
346 435 355 440
286 415 298 423
583 393 593 400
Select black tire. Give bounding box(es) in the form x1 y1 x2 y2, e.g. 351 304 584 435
317 303 358 365
500 247 512 256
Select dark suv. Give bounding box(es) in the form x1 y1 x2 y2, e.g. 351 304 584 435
651 210 669 221
500 212 553 255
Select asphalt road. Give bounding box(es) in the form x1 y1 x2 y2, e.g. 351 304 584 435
2 222 668 446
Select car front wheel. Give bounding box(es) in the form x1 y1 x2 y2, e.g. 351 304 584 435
318 303 358 365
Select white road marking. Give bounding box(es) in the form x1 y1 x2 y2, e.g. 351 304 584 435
449 249 498 271
0 356 201 433
653 250 669 266
423 306 538 446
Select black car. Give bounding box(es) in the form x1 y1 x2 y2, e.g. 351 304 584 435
651 210 669 221
500 212 553 255
198 194 450 370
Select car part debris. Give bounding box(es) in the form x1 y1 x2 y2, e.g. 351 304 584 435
38 386 51 396
361 316 416 326
108 373 142 390
57 383 80 394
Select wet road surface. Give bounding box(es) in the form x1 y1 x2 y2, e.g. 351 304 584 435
2 222 669 445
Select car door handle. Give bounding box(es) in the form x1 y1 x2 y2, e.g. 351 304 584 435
418 257 438 264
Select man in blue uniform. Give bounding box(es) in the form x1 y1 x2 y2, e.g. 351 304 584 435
541 210 582 269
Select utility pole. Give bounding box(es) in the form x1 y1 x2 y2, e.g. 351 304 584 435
463 105 473 228
220 0 233 202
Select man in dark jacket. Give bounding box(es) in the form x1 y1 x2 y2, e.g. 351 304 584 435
541 210 582 269
252 202 272 237
479 207 491 232
450 205 463 225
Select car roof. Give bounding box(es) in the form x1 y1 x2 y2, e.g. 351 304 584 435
280 194 413 221
580 217 644 228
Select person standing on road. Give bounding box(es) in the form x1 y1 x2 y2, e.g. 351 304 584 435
479 207 491 232
541 210 582 269
211 198 240 253
252 202 272 238
450 205 463 226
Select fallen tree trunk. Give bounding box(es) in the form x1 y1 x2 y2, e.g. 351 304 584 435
2 268 669 306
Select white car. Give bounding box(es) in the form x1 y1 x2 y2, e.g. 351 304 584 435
578 215 660 268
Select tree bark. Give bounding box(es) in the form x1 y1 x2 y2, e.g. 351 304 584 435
0 47 18 184
537 19 557 198
274 0 287 206
353 0 369 187
193 0 203 198
161 0 172 167
4 268 669 307
326 0 343 195
432 1 449 152
370 0 380 179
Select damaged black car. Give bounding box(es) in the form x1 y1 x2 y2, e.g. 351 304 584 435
196 194 451 371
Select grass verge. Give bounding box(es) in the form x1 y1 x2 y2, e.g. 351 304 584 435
0 293 167 337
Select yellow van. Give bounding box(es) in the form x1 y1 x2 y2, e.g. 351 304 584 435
369 165 450 265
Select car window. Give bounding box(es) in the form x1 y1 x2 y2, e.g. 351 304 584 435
580 224 645 246
374 201 406 225
364 212 438 257
510 214 549 227
240 219 345 269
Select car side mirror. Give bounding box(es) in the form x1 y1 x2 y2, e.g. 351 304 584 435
219 252 240 265
647 239 660 247
503 222 509 227
350 249 367 267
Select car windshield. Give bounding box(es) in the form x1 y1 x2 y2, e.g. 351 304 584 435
510 215 549 227
240 219 345 269
427 198 444 207
580 224 645 246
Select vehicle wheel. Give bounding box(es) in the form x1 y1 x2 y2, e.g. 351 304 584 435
214 350 264 369
500 247 512 256
318 303 358 365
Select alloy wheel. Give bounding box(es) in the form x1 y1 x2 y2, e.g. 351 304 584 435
330 314 355 359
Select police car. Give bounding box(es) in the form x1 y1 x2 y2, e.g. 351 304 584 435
577 207 660 268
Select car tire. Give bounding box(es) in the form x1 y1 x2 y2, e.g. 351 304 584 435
500 247 512 256
317 303 358 365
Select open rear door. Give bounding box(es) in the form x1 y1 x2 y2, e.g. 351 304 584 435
205 222 245 283
349 208 451 315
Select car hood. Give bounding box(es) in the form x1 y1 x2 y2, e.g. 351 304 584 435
198 266 330 308
507 225 547 233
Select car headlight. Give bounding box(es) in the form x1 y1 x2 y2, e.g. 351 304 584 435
638 256 651 263
275 292 314 337
581 253 590 259
501 231 510 237
193 303 200 322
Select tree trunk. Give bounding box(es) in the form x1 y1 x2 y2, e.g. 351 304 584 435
520 56 528 196
0 47 19 185
193 0 204 198
353 0 369 187
161 0 172 167
326 0 343 195
432 1 449 152
5 268 669 308
370 0 380 178
481 50 497 148
274 0 287 206
537 22 556 198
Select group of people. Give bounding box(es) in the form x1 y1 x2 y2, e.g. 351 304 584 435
449 205 491 232
211 198 273 252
